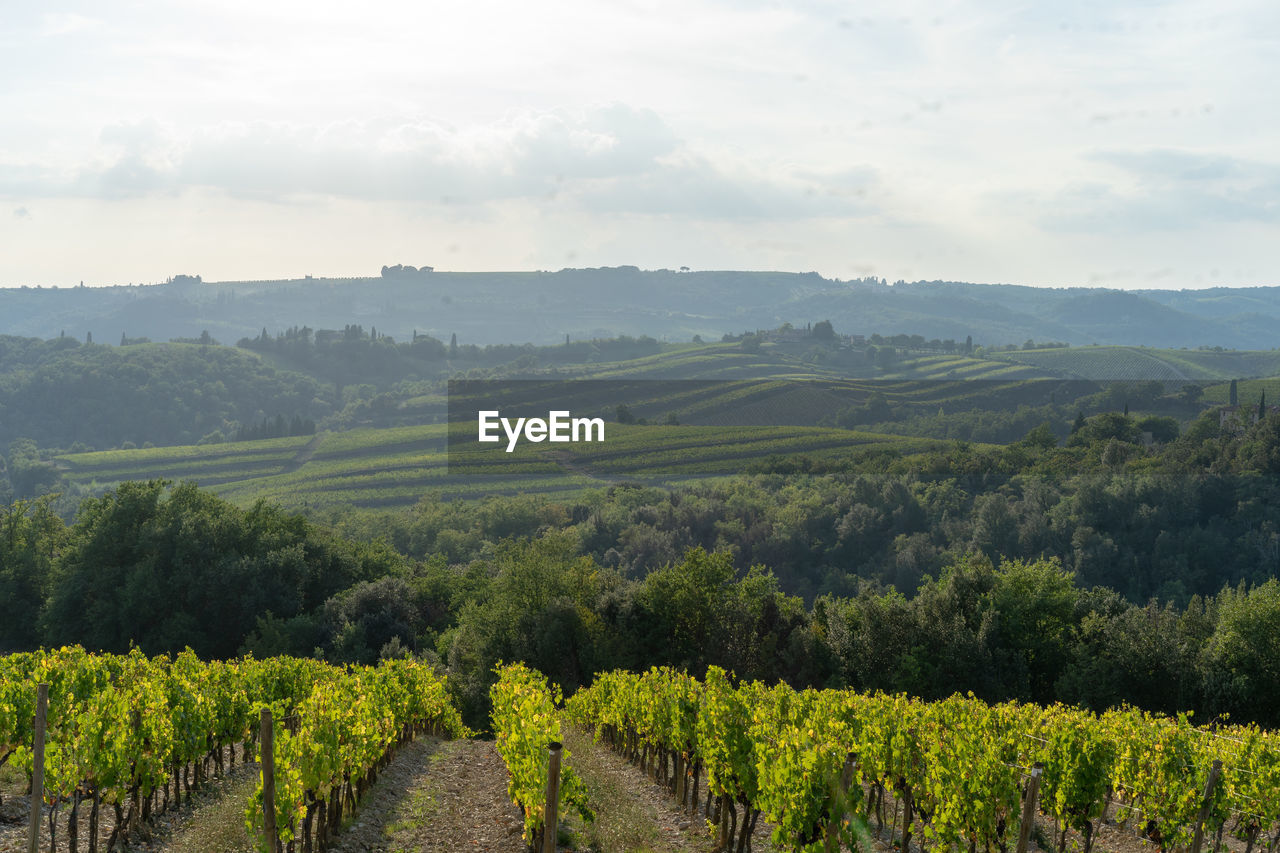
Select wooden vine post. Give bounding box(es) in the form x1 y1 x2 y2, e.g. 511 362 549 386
542 741 563 853
825 752 857 853
260 708 279 853
26 683 49 853
1190 760 1224 853
1016 762 1043 853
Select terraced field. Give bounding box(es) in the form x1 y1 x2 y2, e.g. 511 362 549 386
51 343 1280 511
575 343 1053 382
1200 377 1280 405
53 420 951 510
55 435 313 488
992 346 1280 380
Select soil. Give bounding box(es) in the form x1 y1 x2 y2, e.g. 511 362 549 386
331 737 526 853
0 745 256 853
5 733 1270 853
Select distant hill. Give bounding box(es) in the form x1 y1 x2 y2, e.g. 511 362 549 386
990 346 1280 381
4 270 1280 349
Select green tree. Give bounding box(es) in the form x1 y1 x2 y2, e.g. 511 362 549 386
1020 422 1059 451
44 481 383 658
638 546 737 669
1136 415 1179 443
0 496 65 650
1200 580 1280 724
986 557 1077 703
444 534 612 726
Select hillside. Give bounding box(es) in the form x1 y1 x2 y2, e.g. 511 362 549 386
12 330 1277 507
7 270 1280 348
991 345 1280 380
52 423 953 509
0 336 325 452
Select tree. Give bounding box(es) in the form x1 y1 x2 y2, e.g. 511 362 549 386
638 547 737 669
1230 378 1239 406
43 481 385 659
1020 422 1059 451
1136 415 1179 443
449 333 458 357
1200 580 1280 724
444 535 610 726
322 576 422 663
0 496 64 650
909 554 1000 700
987 557 1077 703
1067 412 1139 447
812 319 835 340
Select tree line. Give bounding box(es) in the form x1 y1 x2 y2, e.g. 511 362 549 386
3 471 1279 732
319 406 1280 607
0 335 325 458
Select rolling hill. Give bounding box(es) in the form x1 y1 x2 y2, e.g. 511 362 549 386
7 269 1280 349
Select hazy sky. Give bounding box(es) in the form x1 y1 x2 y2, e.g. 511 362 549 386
2 0 1278 288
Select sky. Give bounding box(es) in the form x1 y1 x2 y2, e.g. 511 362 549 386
2 0 1278 289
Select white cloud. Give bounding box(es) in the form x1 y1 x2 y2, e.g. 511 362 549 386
2 0 1279 288
39 12 103 36
0 106 878 222
998 150 1280 233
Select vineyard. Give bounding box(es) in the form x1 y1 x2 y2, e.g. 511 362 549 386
567 668 1280 853
52 422 952 510
490 663 592 850
5 652 1280 853
0 647 467 853
54 437 313 489
990 347 1280 382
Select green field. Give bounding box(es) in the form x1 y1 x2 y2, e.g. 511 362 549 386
55 435 313 487
571 342 1053 382
991 346 1280 380
53 421 952 510
46 341 1280 511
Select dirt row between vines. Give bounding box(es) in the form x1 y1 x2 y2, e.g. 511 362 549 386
122 727 759 853
6 726 1201 853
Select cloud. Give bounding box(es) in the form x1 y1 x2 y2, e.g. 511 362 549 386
39 12 103 36
0 105 877 220
579 158 881 220
168 110 673 204
996 149 1280 233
